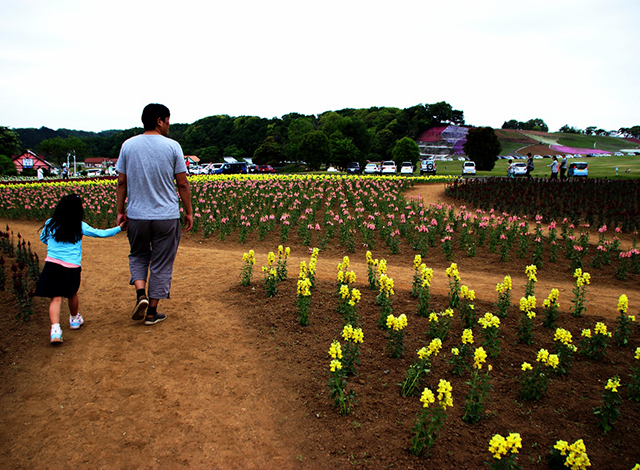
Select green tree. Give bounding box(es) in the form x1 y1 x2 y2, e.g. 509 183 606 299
391 137 420 167
523 118 549 132
37 136 87 165
559 124 582 134
463 127 501 171
0 154 18 176
300 131 331 170
285 117 315 162
330 138 360 169
253 137 285 165
0 127 22 156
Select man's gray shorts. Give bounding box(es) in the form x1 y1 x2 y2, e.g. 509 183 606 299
127 219 181 300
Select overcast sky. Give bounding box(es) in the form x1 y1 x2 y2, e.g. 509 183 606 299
1 0 638 133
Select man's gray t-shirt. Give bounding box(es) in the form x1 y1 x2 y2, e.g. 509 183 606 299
116 134 187 220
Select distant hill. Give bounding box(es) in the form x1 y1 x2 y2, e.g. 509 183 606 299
495 129 639 156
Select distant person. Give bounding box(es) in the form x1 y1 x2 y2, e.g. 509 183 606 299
37 167 44 181
559 155 568 180
34 193 125 344
116 103 193 326
526 153 534 179
547 156 558 180
507 159 515 178
62 163 69 180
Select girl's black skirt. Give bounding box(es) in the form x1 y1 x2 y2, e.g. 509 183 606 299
34 262 82 299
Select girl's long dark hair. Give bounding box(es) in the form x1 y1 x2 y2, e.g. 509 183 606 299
43 193 84 244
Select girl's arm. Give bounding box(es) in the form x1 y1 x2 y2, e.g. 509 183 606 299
81 221 122 238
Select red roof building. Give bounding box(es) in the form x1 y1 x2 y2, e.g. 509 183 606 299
12 150 52 173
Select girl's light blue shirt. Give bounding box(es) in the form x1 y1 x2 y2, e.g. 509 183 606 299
40 220 121 266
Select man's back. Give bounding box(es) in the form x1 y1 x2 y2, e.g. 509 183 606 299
116 134 187 220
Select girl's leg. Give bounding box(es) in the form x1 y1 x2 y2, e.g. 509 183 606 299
68 293 79 317
49 297 63 325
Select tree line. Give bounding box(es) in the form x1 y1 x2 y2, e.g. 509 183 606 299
4 102 465 171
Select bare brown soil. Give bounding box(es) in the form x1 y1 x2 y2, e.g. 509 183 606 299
1 183 640 469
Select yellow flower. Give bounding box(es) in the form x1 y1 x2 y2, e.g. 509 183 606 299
420 387 435 408
285 246 291 258
605 376 620 393
445 263 460 281
413 254 422 269
299 261 308 279
277 245 283 257
443 308 454 317
350 288 361 304
386 314 408 331
417 347 429 360
420 266 434 285
328 341 342 359
342 324 354 341
478 312 500 329
503 275 512 290
365 251 373 264
519 295 536 313
345 270 356 284
547 354 559 369
525 264 537 282
451 347 460 356
537 348 550 364
506 433 522 454
488 434 508 459
474 347 487 369
296 278 311 296
351 328 364 344
617 294 628 314
635 347 640 361
436 379 453 409
581 329 592 338
429 312 439 323
554 328 573 345
267 251 275 266
330 359 342 372
554 440 569 455
521 362 533 371
339 284 349 299
461 328 474 345
428 338 443 357
460 285 475 300
594 322 609 336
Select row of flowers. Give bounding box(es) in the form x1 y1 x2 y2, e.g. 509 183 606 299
1 177 639 279
240 246 640 467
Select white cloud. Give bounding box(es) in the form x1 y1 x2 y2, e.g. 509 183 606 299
0 0 638 132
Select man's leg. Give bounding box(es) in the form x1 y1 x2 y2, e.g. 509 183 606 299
127 220 152 320
145 219 181 324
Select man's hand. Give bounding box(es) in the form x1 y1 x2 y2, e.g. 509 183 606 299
183 213 194 231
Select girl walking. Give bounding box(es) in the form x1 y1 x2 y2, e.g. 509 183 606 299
34 194 125 344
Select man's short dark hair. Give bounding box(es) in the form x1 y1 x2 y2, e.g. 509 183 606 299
141 103 170 131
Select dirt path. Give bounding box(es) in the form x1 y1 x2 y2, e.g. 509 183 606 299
1 183 638 469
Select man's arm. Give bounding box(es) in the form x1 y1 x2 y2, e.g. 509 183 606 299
116 172 128 225
175 172 193 231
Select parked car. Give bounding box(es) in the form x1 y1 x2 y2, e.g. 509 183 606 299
220 162 248 174
381 161 397 174
400 162 414 176
326 166 339 172
346 162 361 174
364 162 381 174
512 162 528 177
569 162 588 177
258 164 276 173
462 161 476 176
420 159 437 175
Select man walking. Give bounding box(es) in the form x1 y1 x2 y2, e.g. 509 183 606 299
559 155 568 180
116 103 193 325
